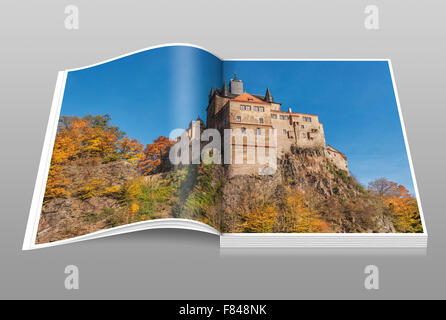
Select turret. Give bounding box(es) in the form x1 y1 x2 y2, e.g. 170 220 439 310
208 87 215 101
221 81 229 96
264 88 273 102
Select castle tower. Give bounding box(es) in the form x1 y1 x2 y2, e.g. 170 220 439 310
230 73 243 95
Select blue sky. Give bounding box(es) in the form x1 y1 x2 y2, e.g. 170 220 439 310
61 46 414 193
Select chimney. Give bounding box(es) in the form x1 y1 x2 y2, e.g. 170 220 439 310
288 107 292 113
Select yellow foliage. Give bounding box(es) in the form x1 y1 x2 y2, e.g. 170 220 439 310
43 115 144 202
369 178 422 233
385 186 422 233
282 193 329 233
239 191 329 234
74 179 104 200
241 204 278 233
100 185 122 198
130 203 140 214
123 178 144 202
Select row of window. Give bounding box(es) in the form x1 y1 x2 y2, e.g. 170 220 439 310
238 108 313 123
236 128 310 139
270 114 290 120
240 105 265 112
240 127 262 135
281 129 309 139
236 116 264 124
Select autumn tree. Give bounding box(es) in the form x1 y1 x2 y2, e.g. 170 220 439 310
368 177 399 197
44 115 143 201
240 203 278 233
368 177 422 233
280 193 329 233
44 134 71 201
138 136 175 175
117 137 144 163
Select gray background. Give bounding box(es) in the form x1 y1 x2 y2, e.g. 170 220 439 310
0 0 445 299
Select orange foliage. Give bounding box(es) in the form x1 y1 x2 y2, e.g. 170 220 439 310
241 204 278 233
384 185 422 233
117 137 144 163
240 192 329 233
283 194 329 233
369 178 422 233
44 115 143 202
137 136 174 175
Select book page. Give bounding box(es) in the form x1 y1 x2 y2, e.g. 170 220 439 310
24 44 223 249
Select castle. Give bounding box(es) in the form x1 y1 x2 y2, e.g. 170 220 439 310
186 74 348 176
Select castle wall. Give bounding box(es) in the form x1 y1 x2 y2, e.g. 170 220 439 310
271 112 326 156
206 95 229 129
205 84 346 177
228 99 277 176
326 146 348 173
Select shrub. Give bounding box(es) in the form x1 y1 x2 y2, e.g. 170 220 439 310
102 154 120 164
100 185 122 198
74 179 104 200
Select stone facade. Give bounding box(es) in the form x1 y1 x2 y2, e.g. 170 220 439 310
326 145 349 173
203 75 348 176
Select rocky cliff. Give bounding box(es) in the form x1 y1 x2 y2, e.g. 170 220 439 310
219 147 396 233
37 158 140 243
37 147 396 243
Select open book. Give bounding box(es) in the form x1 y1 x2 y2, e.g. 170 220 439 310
23 44 427 250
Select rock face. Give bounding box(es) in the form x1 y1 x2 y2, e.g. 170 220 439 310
220 148 395 233
36 159 139 244
37 148 396 243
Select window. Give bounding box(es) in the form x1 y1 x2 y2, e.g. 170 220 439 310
241 127 246 134
240 105 245 110
246 106 251 111
283 129 287 135
303 116 312 122
280 115 289 120
236 116 241 122
301 133 306 138
259 107 264 112
259 118 264 124
256 128 261 135
271 114 277 119
301 125 305 129
253 106 259 111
